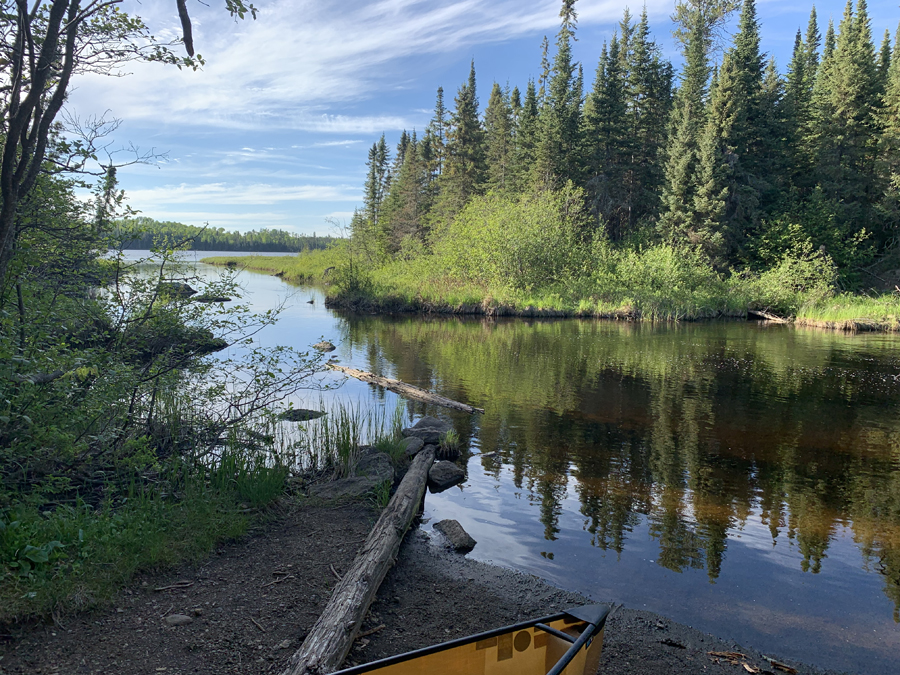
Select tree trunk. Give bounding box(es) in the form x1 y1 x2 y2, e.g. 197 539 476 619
327 364 484 414
279 446 436 675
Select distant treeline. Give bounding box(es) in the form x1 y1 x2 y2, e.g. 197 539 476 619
116 217 338 252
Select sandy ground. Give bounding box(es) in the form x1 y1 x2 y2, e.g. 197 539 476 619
0 502 844 675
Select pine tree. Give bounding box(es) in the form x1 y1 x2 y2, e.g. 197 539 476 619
380 131 431 251
693 51 748 261
358 135 391 257
785 7 820 188
484 83 515 192
659 6 711 242
513 80 540 191
440 61 486 216
878 22 900 231
626 8 674 229
583 38 630 236
809 0 881 227
423 87 448 180
877 29 892 92
535 0 583 186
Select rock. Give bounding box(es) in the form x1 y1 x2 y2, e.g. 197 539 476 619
308 476 381 501
403 437 425 457
313 341 336 352
428 461 465 492
164 614 193 626
354 451 394 483
401 416 452 444
434 519 476 552
279 408 326 422
157 282 196 298
192 295 232 303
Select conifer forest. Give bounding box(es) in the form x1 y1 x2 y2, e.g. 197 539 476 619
334 0 900 324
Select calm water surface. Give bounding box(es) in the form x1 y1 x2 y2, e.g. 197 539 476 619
185 259 900 674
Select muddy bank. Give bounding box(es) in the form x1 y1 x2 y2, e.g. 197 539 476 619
0 503 843 675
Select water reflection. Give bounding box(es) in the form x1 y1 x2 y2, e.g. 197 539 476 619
338 316 900 672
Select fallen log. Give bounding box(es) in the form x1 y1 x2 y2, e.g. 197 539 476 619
327 364 484 414
280 446 436 675
747 309 789 324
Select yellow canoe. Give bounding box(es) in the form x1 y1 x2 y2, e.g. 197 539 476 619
334 604 611 675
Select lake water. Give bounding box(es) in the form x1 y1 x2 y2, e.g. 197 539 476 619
181 258 900 674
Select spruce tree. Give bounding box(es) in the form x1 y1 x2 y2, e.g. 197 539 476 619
484 83 515 192
878 22 900 229
626 8 674 230
423 87 448 180
877 29 892 92
810 0 881 229
785 8 820 189
440 61 486 217
583 37 630 237
535 0 583 186
659 6 710 243
359 135 391 257
513 80 540 191
380 132 431 251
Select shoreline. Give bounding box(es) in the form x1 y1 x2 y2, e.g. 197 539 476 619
0 501 848 675
202 256 900 333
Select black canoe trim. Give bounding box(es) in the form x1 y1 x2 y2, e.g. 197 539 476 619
332 604 611 675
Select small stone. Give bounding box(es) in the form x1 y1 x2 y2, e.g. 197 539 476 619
192 608 203 617
403 436 425 457
164 614 193 626
401 416 452 444
434 520 477 552
428 461 465 492
278 639 293 650
313 341 336 352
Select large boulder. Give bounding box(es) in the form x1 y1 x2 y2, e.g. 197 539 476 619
434 519 476 552
401 416 452 444
354 451 394 484
428 460 465 492
308 476 380 501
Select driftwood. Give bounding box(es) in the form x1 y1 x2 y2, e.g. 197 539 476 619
327 364 484 414
280 446 436 675
747 309 789 324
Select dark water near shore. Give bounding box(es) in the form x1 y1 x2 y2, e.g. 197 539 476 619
182 257 900 674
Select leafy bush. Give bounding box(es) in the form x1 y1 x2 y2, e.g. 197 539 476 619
435 184 592 292
749 239 838 315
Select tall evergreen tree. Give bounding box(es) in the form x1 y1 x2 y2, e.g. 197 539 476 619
659 5 713 242
513 80 541 191
484 83 516 192
583 38 630 236
785 7 820 188
626 8 674 229
440 61 487 216
423 87 448 180
809 0 882 228
535 0 583 186
358 135 391 256
381 131 431 251
877 22 900 233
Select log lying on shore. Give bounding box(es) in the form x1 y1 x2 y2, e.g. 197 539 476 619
327 364 485 414
747 309 789 323
280 446 436 675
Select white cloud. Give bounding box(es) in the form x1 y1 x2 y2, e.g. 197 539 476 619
71 0 672 131
126 182 361 206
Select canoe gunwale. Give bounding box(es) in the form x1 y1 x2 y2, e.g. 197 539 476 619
332 604 611 675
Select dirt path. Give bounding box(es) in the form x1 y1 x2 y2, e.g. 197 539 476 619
0 502 842 675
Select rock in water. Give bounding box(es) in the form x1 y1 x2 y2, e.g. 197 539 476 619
434 520 476 552
279 408 327 422
402 416 452 444
403 437 425 458
313 341 336 352
157 282 196 298
428 460 465 492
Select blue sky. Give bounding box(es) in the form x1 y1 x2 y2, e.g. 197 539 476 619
68 0 900 236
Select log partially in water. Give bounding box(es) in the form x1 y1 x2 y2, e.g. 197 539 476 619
747 309 789 323
327 364 484 414
279 446 436 675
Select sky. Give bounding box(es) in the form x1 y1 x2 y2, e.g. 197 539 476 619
67 0 900 236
